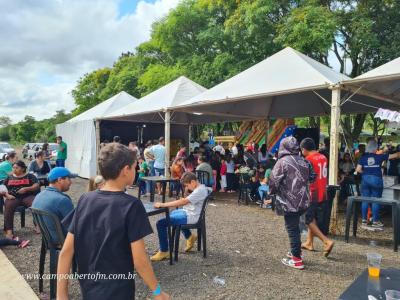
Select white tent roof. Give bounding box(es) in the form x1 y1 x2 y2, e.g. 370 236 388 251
104 76 206 120
172 47 400 119
356 57 400 81
68 91 138 122
175 47 348 109
342 57 400 104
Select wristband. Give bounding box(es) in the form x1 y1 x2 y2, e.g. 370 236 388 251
152 283 161 296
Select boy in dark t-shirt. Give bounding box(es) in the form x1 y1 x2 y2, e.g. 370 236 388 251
57 143 170 300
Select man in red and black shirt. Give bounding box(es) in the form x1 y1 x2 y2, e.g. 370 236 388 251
300 138 334 257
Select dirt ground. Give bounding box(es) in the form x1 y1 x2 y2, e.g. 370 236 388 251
1 177 400 300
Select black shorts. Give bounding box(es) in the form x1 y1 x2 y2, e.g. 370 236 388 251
305 201 326 225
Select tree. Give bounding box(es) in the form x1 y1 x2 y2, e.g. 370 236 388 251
0 116 12 128
366 113 386 139
15 116 37 142
71 68 111 116
276 3 336 63
137 64 186 95
100 54 146 99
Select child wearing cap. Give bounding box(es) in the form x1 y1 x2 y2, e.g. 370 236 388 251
57 143 169 300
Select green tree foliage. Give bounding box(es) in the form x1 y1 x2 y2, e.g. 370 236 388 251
71 68 111 116
15 116 37 142
1 110 72 144
138 64 186 95
276 3 336 62
0 116 12 141
8 0 395 145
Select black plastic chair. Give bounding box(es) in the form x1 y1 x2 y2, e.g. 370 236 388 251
238 173 252 205
30 208 66 300
195 170 210 186
172 192 212 262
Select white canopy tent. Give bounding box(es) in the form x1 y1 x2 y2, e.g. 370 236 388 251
56 91 138 178
103 76 209 174
167 48 400 232
342 57 400 105
172 48 400 184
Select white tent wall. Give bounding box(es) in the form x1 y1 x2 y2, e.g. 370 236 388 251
56 119 97 179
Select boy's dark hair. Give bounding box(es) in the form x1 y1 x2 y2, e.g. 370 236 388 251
181 172 197 184
159 137 164 143
57 136 62 140
113 136 121 143
98 143 136 180
300 138 316 151
198 155 205 163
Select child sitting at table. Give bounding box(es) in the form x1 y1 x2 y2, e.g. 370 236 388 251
150 172 211 262
57 143 169 300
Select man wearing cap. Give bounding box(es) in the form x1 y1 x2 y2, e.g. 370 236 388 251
32 167 75 242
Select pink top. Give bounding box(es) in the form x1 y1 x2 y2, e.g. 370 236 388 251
220 162 227 175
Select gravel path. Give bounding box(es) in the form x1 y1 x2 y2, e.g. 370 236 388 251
1 177 399 300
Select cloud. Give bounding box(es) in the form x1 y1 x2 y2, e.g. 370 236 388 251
0 0 180 123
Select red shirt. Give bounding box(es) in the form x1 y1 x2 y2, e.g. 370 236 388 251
306 152 327 203
220 163 227 176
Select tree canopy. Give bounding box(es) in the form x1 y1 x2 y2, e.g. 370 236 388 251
3 0 400 144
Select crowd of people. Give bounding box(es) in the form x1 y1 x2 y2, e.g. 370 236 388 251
0 136 68 248
0 131 399 298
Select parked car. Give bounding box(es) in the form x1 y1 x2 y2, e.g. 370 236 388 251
27 143 44 160
48 143 59 165
0 142 15 161
22 143 38 158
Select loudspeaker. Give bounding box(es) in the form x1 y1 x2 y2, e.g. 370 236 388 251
293 128 320 147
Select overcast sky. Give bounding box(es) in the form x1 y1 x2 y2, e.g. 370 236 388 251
0 0 179 123
1 0 349 124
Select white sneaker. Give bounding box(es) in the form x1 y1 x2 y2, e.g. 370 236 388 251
281 257 304 270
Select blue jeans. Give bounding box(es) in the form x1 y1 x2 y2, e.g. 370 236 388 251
361 175 383 222
258 184 269 200
156 209 192 252
284 212 302 259
56 159 65 167
154 168 165 176
137 178 146 195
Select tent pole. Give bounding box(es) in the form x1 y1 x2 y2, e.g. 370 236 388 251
265 118 270 150
165 110 171 177
328 86 341 234
188 123 192 151
95 119 101 175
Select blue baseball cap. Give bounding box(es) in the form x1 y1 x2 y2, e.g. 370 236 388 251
48 167 77 182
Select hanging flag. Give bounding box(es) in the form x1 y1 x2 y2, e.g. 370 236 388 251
374 108 400 122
